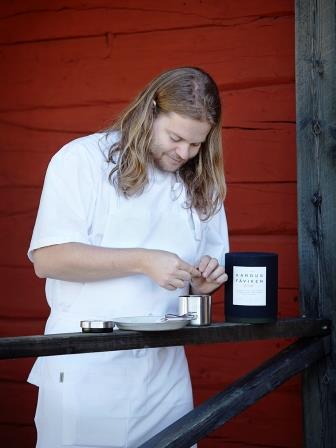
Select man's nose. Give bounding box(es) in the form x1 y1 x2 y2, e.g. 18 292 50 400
175 143 190 160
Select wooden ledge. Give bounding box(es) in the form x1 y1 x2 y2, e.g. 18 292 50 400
0 318 331 360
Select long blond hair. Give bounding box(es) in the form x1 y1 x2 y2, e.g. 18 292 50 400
106 67 226 220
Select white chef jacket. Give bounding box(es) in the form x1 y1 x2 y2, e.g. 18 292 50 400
28 132 229 447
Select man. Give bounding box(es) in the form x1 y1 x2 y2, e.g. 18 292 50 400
28 67 229 447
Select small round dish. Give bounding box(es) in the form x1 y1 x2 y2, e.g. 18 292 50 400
113 316 193 331
80 320 114 333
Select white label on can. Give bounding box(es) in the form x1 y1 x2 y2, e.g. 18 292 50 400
233 266 266 306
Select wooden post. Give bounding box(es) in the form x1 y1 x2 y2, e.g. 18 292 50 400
295 1 336 446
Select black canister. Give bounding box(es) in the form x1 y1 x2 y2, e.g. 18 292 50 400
224 252 278 323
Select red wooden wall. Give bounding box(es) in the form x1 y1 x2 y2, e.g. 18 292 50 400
0 1 299 447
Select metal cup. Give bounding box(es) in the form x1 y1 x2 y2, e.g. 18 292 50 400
179 295 212 326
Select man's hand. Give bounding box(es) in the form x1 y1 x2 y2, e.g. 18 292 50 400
33 244 202 286
142 249 201 291
190 255 228 295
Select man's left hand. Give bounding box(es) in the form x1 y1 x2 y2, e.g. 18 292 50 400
190 255 228 295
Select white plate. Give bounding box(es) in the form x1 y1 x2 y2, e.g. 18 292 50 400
114 315 192 331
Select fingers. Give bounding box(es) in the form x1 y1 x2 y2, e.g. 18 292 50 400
197 256 218 278
176 269 199 282
197 255 212 273
168 278 186 289
164 267 193 291
216 272 228 284
161 255 228 291
179 260 201 278
165 283 178 291
197 256 228 284
203 258 219 278
163 276 187 291
152 252 202 290
164 264 200 291
168 269 195 290
205 266 227 283
165 267 200 291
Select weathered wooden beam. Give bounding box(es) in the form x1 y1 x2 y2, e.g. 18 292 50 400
295 1 336 447
0 318 330 360
140 336 330 448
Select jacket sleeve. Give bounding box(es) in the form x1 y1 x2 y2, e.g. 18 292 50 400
27 143 98 262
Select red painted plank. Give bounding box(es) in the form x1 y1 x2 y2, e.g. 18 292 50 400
0 122 83 155
0 0 294 19
222 85 295 127
226 182 297 235
0 153 52 188
0 317 46 337
0 187 40 214
187 339 295 387
0 267 48 319
224 126 296 183
0 424 36 448
2 6 214 43
0 213 36 267
205 385 302 448
0 358 35 382
0 0 294 43
277 288 300 318
0 382 37 424
0 22 294 108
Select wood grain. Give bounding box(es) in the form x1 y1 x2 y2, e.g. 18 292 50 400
295 1 336 447
0 319 330 360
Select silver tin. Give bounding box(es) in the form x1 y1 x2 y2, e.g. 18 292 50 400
80 320 114 333
179 295 212 326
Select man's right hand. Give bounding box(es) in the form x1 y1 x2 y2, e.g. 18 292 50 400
142 249 201 291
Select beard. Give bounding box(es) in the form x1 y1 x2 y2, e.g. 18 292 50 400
149 143 184 172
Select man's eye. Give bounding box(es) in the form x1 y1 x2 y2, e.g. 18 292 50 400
170 136 180 142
